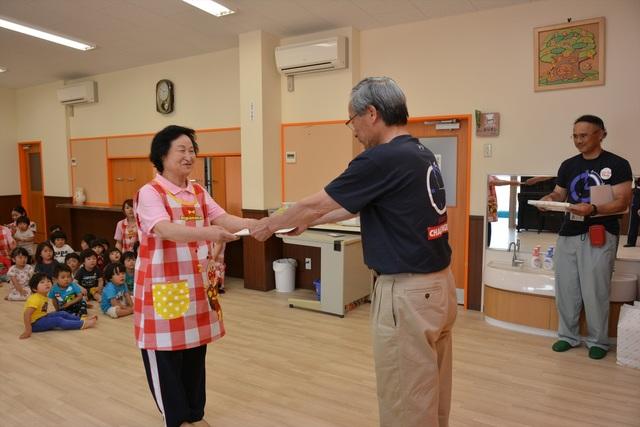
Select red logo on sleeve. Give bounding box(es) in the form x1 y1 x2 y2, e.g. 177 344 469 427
427 222 448 240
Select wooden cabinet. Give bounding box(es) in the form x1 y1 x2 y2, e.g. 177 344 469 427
110 158 155 206
483 285 627 337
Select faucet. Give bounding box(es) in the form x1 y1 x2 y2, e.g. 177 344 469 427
508 239 524 267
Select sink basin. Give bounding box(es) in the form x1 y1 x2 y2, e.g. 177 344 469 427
485 260 638 301
484 260 555 296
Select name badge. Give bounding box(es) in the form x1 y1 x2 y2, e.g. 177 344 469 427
570 213 585 222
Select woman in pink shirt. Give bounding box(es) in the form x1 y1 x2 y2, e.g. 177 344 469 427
114 199 138 252
134 125 255 427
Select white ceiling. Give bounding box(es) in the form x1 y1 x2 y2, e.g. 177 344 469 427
0 0 538 89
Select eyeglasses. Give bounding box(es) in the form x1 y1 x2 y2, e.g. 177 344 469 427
345 113 357 130
571 131 600 141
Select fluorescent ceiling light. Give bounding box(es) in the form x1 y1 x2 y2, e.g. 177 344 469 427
182 0 235 17
0 17 95 51
0 67 6 73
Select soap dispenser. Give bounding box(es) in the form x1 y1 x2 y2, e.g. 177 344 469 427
530 245 542 268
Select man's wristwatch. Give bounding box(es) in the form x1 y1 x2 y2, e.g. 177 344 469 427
590 204 598 216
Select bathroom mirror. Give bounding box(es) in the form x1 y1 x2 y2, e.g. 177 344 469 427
486 174 558 252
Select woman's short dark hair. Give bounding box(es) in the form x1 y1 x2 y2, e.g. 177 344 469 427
103 262 125 282
15 216 30 226
28 273 50 292
12 206 27 216
122 199 134 212
149 125 198 173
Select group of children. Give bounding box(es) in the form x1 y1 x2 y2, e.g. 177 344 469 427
1 199 227 340
1 203 139 339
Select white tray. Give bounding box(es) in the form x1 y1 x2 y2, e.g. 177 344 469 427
528 200 570 212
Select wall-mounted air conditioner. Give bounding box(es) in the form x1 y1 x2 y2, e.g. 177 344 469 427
275 36 347 76
57 81 97 105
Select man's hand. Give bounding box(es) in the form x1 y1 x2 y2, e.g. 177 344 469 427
568 203 594 217
250 217 274 242
204 225 239 244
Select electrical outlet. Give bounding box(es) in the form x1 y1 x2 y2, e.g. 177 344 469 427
305 258 312 270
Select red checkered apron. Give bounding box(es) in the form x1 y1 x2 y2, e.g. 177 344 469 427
116 218 138 252
133 180 225 351
0 226 13 258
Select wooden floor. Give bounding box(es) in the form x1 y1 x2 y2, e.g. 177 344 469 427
1 278 639 427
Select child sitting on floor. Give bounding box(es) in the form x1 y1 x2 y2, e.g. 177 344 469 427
75 249 103 303
90 239 107 272
100 263 133 318
13 216 35 259
65 252 81 277
34 242 59 279
107 247 122 265
122 251 136 293
50 230 74 264
48 264 87 317
19 273 97 339
79 233 96 252
5 247 34 301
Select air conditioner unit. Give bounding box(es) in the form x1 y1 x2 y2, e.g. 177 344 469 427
57 81 97 105
275 36 347 76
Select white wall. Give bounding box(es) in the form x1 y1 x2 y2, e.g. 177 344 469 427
280 27 360 123
69 48 240 138
0 87 18 195
15 82 70 197
360 0 640 215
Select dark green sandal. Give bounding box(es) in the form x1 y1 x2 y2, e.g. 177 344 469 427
588 346 607 360
552 340 573 352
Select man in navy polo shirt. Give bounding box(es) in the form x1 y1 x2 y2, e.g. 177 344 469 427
251 77 457 427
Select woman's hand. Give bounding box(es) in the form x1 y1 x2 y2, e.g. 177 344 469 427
205 225 238 244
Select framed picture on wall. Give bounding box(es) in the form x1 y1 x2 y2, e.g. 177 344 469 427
534 17 605 92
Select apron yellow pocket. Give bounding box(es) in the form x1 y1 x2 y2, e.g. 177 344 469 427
152 281 190 320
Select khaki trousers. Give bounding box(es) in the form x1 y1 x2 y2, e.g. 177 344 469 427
371 268 457 427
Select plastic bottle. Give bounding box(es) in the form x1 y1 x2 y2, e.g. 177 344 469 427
530 245 542 268
542 247 554 270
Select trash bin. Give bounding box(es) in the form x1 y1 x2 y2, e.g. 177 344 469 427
273 258 297 292
313 279 321 301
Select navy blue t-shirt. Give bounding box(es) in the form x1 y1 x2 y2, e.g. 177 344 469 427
325 134 451 274
556 150 632 236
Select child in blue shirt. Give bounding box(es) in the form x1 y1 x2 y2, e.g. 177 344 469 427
122 251 136 293
48 264 87 317
101 262 133 319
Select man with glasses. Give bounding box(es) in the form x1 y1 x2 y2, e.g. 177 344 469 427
251 77 457 427
540 115 632 359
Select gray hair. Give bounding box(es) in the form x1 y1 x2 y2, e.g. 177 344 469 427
349 77 409 126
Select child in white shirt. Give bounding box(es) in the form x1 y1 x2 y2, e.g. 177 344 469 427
13 216 35 258
50 230 74 264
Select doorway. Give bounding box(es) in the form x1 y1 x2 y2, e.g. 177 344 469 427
18 142 47 242
407 115 471 307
